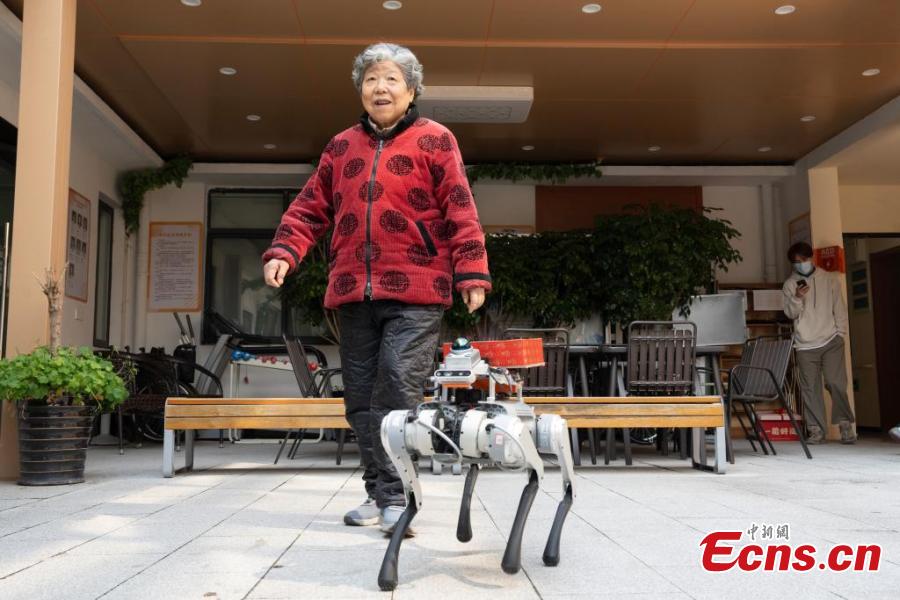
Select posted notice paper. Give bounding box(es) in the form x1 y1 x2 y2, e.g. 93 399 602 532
148 222 203 312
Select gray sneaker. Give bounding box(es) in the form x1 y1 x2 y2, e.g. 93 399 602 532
344 497 381 526
806 425 825 445
380 505 415 537
839 421 857 445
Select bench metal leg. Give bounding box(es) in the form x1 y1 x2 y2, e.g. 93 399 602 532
163 429 175 477
569 427 581 466
714 426 726 474
623 428 632 465
587 429 597 465
184 430 195 472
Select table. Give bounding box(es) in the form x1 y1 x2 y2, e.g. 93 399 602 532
568 344 728 464
227 357 294 398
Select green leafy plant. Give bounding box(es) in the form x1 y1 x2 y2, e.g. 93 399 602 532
119 156 193 236
0 347 128 411
466 161 601 184
591 205 742 326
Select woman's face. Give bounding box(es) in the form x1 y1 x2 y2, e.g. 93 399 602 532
360 61 415 129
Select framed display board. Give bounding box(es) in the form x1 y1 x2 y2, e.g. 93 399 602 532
65 189 90 302
148 222 203 312
788 212 811 247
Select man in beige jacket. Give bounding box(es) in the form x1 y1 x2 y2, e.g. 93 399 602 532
783 242 856 444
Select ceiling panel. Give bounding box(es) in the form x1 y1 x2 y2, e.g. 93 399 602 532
87 0 303 37
478 47 659 99
488 0 694 42
293 0 492 40
121 39 311 100
2 0 899 165
639 46 900 100
671 0 900 44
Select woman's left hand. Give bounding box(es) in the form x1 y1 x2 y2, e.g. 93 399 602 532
461 287 486 313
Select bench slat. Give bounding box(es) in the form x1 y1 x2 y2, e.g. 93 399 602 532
167 404 346 418
164 416 351 429
561 416 725 428
167 397 344 405
524 396 720 404
533 404 723 417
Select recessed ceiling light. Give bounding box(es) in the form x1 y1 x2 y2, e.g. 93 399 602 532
181 0 202 7
383 1 402 10
263 144 277 150
218 67 237 76
522 145 535 151
648 145 661 152
246 114 261 122
800 115 816 122
862 68 881 77
581 3 602 14
774 5 795 15
758 146 772 153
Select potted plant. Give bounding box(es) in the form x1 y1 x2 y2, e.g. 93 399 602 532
0 269 128 485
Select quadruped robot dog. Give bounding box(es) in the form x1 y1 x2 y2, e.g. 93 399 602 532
377 337 576 591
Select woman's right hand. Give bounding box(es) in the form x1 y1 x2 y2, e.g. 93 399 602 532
263 258 290 288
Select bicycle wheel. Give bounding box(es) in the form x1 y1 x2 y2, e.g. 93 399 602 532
629 427 658 445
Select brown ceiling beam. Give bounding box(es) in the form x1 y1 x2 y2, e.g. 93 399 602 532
116 34 900 50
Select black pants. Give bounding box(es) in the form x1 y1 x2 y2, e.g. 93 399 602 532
338 300 443 507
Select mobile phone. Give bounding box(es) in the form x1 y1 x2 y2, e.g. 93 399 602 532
797 280 808 289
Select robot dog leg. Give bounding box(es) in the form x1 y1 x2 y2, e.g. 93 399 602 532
377 409 422 592
536 413 577 566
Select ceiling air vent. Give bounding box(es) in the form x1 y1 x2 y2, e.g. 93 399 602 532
416 86 533 123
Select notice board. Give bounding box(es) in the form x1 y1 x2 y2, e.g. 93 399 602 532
65 189 90 302
148 222 203 312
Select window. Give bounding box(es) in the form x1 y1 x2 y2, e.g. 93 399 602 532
203 188 327 344
93 198 114 347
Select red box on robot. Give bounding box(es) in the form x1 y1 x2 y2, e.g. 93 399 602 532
757 411 801 441
441 338 544 369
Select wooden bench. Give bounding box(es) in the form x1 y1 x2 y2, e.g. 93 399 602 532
162 397 349 477
525 395 727 473
163 395 726 476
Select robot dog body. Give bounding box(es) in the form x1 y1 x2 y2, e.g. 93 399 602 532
377 338 576 591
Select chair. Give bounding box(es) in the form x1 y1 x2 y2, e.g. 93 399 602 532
503 329 586 462
621 321 698 464
276 334 344 464
726 336 811 461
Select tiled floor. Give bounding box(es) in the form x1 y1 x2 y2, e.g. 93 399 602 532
1 435 898 599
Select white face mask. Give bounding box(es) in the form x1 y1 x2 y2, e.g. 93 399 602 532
793 261 814 276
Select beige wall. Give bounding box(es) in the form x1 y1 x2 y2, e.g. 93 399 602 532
471 183 536 229
63 135 128 348
703 186 765 283
839 185 900 233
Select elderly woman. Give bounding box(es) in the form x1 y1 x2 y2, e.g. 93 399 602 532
263 43 490 534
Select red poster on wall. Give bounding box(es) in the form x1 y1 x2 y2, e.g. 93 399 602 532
814 246 846 273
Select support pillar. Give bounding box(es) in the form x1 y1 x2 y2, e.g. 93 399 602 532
0 1 76 479
807 166 857 441
760 184 778 282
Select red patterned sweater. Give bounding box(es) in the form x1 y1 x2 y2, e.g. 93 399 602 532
262 108 491 309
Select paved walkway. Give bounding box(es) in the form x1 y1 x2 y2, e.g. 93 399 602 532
1 437 898 599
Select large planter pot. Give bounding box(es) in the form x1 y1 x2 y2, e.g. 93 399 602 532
17 401 96 486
